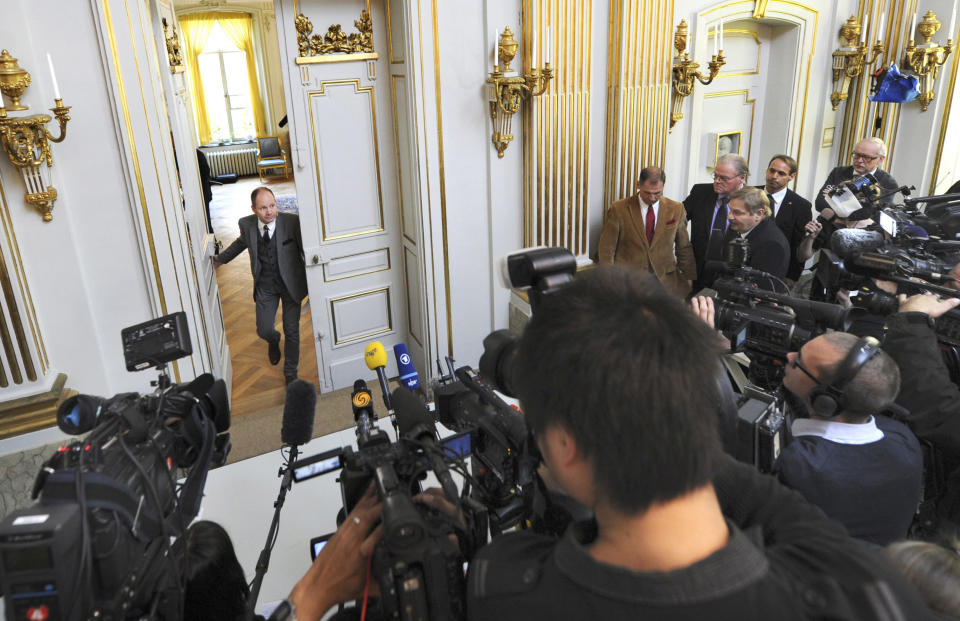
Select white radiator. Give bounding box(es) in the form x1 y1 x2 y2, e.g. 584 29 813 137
201 144 258 177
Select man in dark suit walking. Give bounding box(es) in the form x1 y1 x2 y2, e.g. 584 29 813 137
683 154 748 290
215 186 308 385
815 137 899 219
726 187 790 279
759 154 812 283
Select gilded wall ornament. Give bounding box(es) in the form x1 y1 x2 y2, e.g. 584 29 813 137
162 18 185 73
296 10 374 57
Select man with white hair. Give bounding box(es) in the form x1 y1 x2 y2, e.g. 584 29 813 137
815 137 899 219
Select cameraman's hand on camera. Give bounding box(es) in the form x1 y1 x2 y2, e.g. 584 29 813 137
690 296 731 350
690 295 715 328
289 484 383 621
897 292 960 318
416 488 466 547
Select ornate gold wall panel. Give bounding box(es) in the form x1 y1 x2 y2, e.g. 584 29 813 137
838 0 915 165
602 0 674 217
523 0 594 255
0 179 43 390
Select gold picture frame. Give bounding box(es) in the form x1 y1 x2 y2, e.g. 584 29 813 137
715 130 743 165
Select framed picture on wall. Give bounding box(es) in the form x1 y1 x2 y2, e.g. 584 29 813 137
714 130 743 165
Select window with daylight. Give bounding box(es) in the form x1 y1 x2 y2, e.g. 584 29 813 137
198 21 255 142
179 12 266 145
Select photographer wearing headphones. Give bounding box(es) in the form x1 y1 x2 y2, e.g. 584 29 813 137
467 268 931 619
883 293 960 534
777 332 923 545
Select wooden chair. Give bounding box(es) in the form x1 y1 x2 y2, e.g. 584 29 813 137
256 135 289 182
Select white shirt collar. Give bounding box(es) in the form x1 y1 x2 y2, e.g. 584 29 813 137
790 416 884 444
260 221 274 236
770 187 788 204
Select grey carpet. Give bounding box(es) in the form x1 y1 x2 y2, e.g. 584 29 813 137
224 381 385 464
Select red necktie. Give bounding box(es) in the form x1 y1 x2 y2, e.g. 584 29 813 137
645 205 655 244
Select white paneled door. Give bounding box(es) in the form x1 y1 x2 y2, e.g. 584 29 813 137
279 0 410 393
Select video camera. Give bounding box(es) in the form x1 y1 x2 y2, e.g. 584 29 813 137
284 249 576 620
0 312 230 621
708 238 848 390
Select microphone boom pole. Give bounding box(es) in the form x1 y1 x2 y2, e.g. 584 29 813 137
248 380 317 614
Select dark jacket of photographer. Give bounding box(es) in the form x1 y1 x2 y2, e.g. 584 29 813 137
815 166 899 214
883 312 960 524
467 455 935 621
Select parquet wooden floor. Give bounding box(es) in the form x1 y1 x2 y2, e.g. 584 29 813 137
210 175 319 419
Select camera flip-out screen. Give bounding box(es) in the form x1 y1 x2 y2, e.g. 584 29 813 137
292 448 344 483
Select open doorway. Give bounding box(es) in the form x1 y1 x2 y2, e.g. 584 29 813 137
171 1 318 418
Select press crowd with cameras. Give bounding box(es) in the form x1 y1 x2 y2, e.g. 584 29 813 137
4 137 960 620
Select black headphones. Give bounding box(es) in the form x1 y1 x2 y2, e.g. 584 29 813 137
809 336 882 417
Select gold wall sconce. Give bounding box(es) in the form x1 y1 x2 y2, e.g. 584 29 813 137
0 50 71 222
830 14 886 110
904 9 954 111
486 26 553 158
671 19 726 130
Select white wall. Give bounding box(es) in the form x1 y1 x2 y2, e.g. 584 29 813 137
0 1 158 399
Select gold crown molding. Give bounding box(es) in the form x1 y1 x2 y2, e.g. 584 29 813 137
295 3 374 61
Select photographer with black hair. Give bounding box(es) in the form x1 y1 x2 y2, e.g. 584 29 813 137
468 269 931 619
284 269 933 620
882 292 960 533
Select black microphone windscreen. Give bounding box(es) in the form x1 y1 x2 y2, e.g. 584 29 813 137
281 379 317 446
391 386 433 437
829 228 886 258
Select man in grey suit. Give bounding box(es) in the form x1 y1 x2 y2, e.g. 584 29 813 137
215 187 308 385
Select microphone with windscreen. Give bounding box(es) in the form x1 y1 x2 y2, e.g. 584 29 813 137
829 228 886 257
249 378 317 611
281 379 317 447
365 341 394 413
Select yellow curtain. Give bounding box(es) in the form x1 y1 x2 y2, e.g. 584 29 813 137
179 13 217 145
216 13 267 137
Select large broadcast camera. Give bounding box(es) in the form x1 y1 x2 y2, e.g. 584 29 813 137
0 312 230 621
284 248 575 621
701 239 850 472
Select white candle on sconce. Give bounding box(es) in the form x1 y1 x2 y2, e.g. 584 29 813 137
949 4 956 41
719 19 724 51
713 24 717 55
877 13 885 42
861 14 868 43
494 29 499 69
547 26 552 63
911 12 917 41
46 53 60 100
